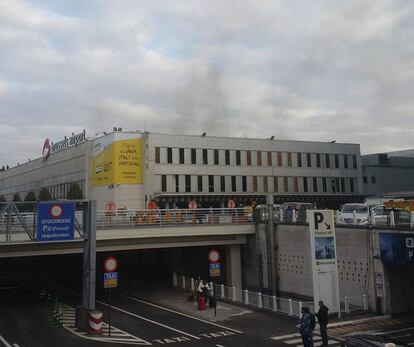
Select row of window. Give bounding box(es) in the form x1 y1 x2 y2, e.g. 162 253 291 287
158 175 357 194
155 147 358 169
363 176 376 184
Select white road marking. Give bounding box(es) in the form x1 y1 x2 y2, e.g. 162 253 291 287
286 336 321 344
96 300 201 340
116 293 244 334
392 334 412 338
381 327 414 334
271 333 301 341
0 334 12 347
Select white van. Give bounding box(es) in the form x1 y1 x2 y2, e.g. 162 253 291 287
337 203 369 225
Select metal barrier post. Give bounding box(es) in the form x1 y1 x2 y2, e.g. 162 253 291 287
232 287 236 301
182 276 186 290
258 293 262 309
298 301 303 317
190 278 194 292
411 212 414 228
209 282 214 296
363 294 368 310
172 272 177 287
344 296 349 313
288 299 293 316
390 211 395 227
279 208 284 222
292 209 297 223
220 284 225 299
306 210 309 224
353 210 357 224
244 290 249 305
272 296 277 312
371 212 376 225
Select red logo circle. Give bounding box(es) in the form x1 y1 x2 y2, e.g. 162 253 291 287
208 249 221 263
42 138 51 161
49 204 64 218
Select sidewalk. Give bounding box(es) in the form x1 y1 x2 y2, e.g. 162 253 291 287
122 287 388 328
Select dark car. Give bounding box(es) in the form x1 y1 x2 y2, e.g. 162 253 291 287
343 334 409 347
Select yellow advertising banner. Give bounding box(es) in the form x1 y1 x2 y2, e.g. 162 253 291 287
93 138 142 187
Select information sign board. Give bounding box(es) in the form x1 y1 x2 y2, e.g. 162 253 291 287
209 263 221 277
104 272 118 288
37 202 75 241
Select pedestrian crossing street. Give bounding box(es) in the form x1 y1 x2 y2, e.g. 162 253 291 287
61 304 151 345
270 332 342 347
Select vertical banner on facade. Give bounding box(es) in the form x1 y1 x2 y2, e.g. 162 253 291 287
309 210 340 314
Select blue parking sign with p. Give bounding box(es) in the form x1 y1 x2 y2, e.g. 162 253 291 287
37 202 75 241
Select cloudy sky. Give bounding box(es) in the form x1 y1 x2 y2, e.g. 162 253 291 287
1 0 413 166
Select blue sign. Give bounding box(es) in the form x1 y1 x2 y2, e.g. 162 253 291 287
104 272 118 288
209 263 221 277
380 232 414 265
37 202 75 241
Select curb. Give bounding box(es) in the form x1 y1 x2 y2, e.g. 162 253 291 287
327 315 392 328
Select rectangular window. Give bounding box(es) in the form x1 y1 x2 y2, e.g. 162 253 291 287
284 177 288 192
246 151 251 166
263 176 268 192
340 178 345 192
225 150 230 165
274 177 279 192
198 176 203 192
185 175 191 192
220 176 226 192
161 175 167 192
167 147 173 164
294 177 298 192
336 178 340 192
303 177 308 192
278 152 282 166
331 179 336 193
350 178 355 193
326 154 330 168
335 154 339 168
267 152 272 166
214 149 219 165
175 175 179 193
208 175 214 192
179 148 184 164
307 153 311 167
352 155 357 169
313 177 318 192
297 153 302 167
236 150 241 165
344 155 348 169
363 176 368 184
316 154 321 168
322 177 327 192
371 176 376 184
232 176 237 192
242 176 247 192
257 151 262 166
191 148 196 164
252 176 257 192
155 147 160 163
203 149 208 164
287 153 292 167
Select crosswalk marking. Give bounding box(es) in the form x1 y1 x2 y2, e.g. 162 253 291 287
61 304 151 345
271 332 341 346
286 337 322 344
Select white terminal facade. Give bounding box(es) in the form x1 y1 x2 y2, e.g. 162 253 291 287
0 130 363 210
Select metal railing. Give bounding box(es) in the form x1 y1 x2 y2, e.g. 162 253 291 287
96 207 251 228
173 273 307 318
341 294 368 313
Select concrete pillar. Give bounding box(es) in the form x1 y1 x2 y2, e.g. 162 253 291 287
225 244 242 289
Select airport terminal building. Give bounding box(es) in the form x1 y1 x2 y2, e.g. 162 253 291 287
0 130 363 210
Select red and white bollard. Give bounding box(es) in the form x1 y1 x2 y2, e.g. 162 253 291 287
88 310 103 334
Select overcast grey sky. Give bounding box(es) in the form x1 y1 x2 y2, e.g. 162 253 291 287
1 0 413 166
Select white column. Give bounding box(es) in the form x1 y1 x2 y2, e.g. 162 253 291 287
225 244 242 289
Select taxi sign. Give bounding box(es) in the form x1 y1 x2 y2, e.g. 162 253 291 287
104 272 118 288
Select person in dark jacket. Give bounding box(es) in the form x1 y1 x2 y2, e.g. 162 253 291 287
316 301 329 347
299 307 315 347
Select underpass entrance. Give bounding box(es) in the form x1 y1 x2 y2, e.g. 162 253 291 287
388 265 414 314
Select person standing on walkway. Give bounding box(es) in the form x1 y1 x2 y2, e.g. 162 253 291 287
197 279 210 301
316 300 329 347
299 307 315 347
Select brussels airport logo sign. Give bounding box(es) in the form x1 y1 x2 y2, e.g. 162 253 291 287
43 130 86 161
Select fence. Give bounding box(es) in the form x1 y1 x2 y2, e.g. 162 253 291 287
173 274 369 318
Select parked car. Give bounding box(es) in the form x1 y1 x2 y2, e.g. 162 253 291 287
342 334 408 347
337 203 369 225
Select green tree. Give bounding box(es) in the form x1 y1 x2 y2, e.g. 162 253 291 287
67 183 83 200
24 191 37 202
12 193 21 202
38 188 52 201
